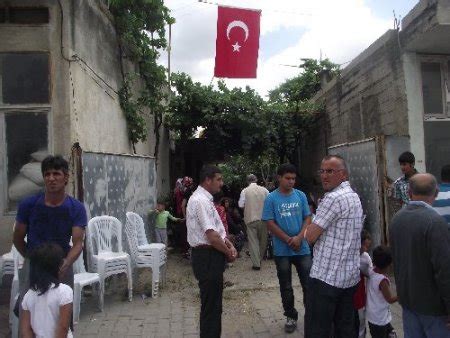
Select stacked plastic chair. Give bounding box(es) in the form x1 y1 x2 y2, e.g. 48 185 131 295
125 212 167 298
73 250 104 323
0 247 14 286
86 216 133 302
9 246 22 338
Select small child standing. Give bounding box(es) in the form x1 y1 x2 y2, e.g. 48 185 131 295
366 245 398 338
150 201 183 246
20 242 73 338
353 229 373 338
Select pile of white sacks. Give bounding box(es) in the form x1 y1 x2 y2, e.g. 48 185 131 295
8 150 48 203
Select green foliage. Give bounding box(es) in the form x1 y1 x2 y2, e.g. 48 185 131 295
269 58 339 106
264 58 338 163
219 153 278 188
167 73 271 157
118 77 147 149
166 58 339 168
109 0 174 152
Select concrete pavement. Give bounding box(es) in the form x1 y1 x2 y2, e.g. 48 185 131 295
0 244 404 337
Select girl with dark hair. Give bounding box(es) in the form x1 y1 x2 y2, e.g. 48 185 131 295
20 242 73 338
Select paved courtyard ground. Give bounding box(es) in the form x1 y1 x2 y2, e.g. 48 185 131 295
1 244 404 337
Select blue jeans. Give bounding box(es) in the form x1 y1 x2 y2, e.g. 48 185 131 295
402 306 450 338
274 254 312 321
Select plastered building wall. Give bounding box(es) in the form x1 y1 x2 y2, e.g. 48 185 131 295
0 0 170 253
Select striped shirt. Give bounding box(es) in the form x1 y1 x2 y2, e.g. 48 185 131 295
433 183 450 225
310 181 364 288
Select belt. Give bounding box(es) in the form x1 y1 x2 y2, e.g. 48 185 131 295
192 244 214 250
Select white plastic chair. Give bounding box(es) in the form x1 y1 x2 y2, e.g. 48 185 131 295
73 251 104 324
129 211 150 247
9 246 23 338
125 212 167 298
0 248 14 286
86 216 133 301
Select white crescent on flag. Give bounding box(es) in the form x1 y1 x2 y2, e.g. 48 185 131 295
226 20 249 41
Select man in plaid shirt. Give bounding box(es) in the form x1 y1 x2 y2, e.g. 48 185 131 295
305 155 364 338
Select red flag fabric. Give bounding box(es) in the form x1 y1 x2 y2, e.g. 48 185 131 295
214 6 261 79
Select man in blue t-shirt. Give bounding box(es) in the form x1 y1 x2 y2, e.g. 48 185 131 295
262 163 312 334
13 155 87 291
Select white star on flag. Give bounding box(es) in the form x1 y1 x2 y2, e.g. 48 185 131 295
232 42 241 52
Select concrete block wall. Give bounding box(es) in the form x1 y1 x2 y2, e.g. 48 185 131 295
300 30 409 193
324 30 409 146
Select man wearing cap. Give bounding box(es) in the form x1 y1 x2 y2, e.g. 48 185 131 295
238 174 269 270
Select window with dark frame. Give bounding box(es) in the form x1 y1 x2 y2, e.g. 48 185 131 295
420 57 450 118
0 7 49 24
0 53 50 104
9 7 49 24
5 112 48 211
0 52 50 212
421 62 444 116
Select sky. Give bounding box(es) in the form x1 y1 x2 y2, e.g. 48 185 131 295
160 0 418 98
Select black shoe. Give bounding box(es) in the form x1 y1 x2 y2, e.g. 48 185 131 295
285 317 297 333
252 266 261 271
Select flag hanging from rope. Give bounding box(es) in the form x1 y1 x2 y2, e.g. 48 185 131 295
214 6 261 78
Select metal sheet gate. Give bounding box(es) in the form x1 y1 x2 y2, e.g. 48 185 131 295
80 151 157 227
329 138 383 247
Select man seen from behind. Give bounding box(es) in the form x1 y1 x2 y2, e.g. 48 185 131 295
238 174 269 270
390 173 450 337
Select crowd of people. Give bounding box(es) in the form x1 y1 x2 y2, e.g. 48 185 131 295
185 153 450 338
150 176 248 260
9 152 450 338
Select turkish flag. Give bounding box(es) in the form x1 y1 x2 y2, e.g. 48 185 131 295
214 6 261 78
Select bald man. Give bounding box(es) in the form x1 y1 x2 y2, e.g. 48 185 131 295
390 174 450 337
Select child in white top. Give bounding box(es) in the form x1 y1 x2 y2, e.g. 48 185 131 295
353 229 373 338
366 245 398 338
20 242 73 338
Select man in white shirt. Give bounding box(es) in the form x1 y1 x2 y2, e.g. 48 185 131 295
186 165 237 338
305 155 364 337
238 174 269 270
